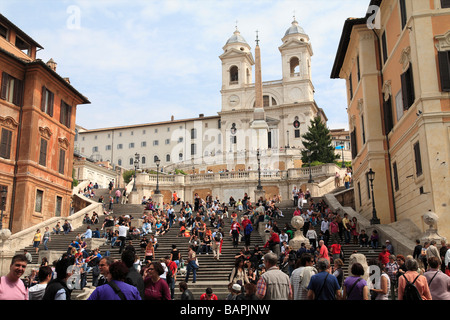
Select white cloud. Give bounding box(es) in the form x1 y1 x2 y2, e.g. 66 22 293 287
0 0 371 130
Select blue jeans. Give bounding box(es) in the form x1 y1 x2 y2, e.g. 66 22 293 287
185 260 198 283
43 238 49 250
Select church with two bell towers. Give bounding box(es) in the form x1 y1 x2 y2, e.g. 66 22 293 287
217 18 327 170
75 18 328 173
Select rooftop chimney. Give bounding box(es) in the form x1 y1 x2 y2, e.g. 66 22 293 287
46 58 57 71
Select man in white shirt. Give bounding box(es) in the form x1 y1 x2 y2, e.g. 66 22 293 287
321 217 330 246
118 223 129 253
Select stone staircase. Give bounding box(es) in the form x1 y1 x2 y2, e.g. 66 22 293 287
17 187 381 300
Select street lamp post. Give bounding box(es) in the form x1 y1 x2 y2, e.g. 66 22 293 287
256 149 262 190
0 186 6 229
367 168 380 225
307 150 314 183
132 153 140 192
155 156 161 194
340 142 345 168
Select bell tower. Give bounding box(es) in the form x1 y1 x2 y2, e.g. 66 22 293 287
219 27 254 112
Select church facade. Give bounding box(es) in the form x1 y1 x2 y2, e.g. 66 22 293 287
76 20 328 175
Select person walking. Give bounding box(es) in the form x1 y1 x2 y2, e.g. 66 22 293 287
307 258 341 300
42 227 51 251
290 253 317 300
423 257 450 300
33 229 42 254
88 261 141 300
342 262 369 300
184 245 199 284
397 258 432 300
256 252 292 300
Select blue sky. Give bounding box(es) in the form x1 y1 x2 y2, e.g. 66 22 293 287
0 0 370 130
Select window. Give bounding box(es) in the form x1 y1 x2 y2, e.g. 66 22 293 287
130 131 134 136
230 66 238 83
381 31 388 65
437 51 450 92
143 130 146 134
413 142 423 176
154 128 158 133
179 153 183 161
442 0 450 8
117 144 123 149
129 143 135 149
178 137 183 143
395 90 404 121
39 138 47 166
294 129 300 138
41 87 54 116
393 162 399 191
35 189 43 213
15 36 30 56
400 66 415 110
55 196 62 217
141 141 147 147
191 128 197 139
361 115 366 144
129 158 133 165
0 24 8 40
348 73 353 100
141 156 146 165
94 135 97 140
165 139 170 145
290 57 300 76
0 185 7 210
153 140 159 146
356 56 361 82
350 129 358 159
1 72 23 106
106 145 111 151
357 182 362 207
60 100 72 128
118 159 122 166
166 154 171 162
0 128 13 159
92 146 98 152
383 96 394 134
191 143 197 155
59 149 65 174
399 0 407 30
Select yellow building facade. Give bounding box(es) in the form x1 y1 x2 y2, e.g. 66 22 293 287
331 0 450 237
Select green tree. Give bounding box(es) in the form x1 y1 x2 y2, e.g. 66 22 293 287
123 169 135 184
301 116 339 164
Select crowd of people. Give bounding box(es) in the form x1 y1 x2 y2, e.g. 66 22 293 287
2 185 450 301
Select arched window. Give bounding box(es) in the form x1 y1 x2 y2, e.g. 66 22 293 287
253 95 278 107
230 65 238 84
166 154 171 162
141 156 146 164
179 153 183 161
290 57 300 76
153 155 159 163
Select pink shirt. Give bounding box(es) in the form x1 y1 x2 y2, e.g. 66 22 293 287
0 276 29 300
319 245 330 261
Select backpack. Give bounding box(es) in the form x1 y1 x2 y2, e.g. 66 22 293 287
165 265 174 285
244 224 253 235
214 232 222 242
402 274 422 300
